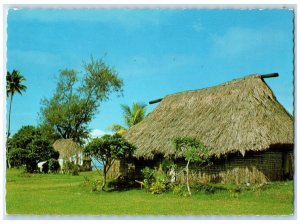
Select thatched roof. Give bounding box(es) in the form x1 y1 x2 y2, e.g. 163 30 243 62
52 139 82 159
124 74 293 159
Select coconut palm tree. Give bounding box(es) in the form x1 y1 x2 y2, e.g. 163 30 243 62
108 102 147 135
6 70 27 167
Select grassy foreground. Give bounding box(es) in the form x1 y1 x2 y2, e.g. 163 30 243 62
6 168 293 216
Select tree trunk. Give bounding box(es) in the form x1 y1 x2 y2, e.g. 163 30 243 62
102 168 107 191
6 93 14 168
186 160 191 196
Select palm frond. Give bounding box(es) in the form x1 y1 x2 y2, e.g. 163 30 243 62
106 124 127 135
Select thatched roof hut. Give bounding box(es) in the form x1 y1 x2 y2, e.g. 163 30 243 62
52 139 82 160
124 74 293 160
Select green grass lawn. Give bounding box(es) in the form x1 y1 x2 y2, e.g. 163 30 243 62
6 168 294 216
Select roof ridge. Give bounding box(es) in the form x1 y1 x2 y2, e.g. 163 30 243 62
165 74 262 98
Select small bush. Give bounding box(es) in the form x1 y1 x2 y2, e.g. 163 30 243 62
25 155 38 173
42 162 49 173
81 175 103 192
90 179 102 192
149 181 167 194
153 169 169 183
62 161 79 175
107 176 136 191
141 167 155 190
172 184 185 196
48 159 60 173
8 148 28 168
161 159 176 173
191 183 227 194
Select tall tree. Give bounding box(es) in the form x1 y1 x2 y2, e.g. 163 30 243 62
108 102 147 135
40 57 123 144
6 70 27 168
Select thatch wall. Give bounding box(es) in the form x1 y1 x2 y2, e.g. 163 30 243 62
109 148 293 184
107 159 135 179
124 74 293 159
175 150 293 184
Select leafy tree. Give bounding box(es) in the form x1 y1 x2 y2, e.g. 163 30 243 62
173 137 210 196
108 102 147 135
40 57 123 144
37 123 61 144
84 134 135 191
6 70 27 167
8 125 59 173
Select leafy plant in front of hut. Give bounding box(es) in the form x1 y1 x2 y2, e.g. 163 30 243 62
173 137 211 196
141 167 172 194
149 181 167 194
141 167 155 191
84 134 135 191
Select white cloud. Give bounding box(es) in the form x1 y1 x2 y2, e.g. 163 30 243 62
89 129 112 139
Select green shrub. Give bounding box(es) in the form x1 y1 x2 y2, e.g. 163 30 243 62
149 181 167 194
62 161 79 175
81 175 103 192
48 159 60 173
90 179 102 192
161 159 176 173
89 178 103 192
8 148 28 168
153 169 169 183
141 167 155 190
172 184 185 196
25 153 39 173
107 177 136 190
42 162 49 173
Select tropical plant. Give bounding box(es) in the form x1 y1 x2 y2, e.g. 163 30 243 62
141 167 155 191
173 137 211 196
6 70 27 167
84 134 135 191
108 102 147 135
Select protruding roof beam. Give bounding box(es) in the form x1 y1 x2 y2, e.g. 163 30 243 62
261 73 279 79
149 98 163 104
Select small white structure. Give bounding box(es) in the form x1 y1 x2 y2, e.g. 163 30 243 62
37 161 47 172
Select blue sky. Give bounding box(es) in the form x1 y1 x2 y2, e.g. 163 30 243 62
6 8 294 137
